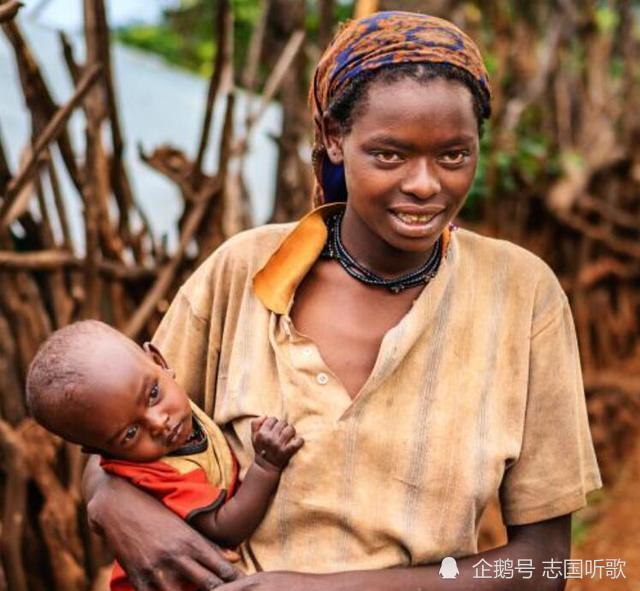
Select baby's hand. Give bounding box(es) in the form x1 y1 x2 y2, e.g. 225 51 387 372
250 416 304 472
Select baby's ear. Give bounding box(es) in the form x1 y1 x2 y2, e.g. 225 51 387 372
142 342 170 370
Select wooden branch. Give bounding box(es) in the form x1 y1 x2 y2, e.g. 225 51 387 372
0 312 27 423
1 146 37 227
500 16 564 135
577 194 640 232
124 185 218 339
139 144 200 201
0 1 22 24
240 29 305 143
194 92 236 263
20 420 86 590
88 0 146 252
241 0 270 91
192 0 232 189
1 20 84 193
0 420 28 591
1 64 102 222
31 168 74 326
59 31 81 86
46 151 72 249
319 0 335 49
0 250 157 280
0 123 11 194
574 257 639 288
553 208 640 259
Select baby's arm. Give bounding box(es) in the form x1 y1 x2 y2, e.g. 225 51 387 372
190 417 303 547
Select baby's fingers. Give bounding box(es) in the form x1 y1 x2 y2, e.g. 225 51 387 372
280 424 296 442
284 436 304 456
250 416 268 435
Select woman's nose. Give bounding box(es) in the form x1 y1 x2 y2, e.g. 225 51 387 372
400 159 441 199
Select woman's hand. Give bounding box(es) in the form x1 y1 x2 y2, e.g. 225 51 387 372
86 464 241 590
218 572 328 591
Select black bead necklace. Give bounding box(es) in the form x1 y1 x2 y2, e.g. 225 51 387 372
320 211 442 294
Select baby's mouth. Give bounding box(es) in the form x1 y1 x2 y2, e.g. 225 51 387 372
167 422 182 447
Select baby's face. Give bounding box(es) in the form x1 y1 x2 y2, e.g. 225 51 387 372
68 338 193 462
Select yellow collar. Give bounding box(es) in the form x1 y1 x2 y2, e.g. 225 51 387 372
253 202 451 314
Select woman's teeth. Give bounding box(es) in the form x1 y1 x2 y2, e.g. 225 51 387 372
394 212 437 225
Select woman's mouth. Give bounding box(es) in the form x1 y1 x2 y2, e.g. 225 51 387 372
389 208 445 237
393 211 439 225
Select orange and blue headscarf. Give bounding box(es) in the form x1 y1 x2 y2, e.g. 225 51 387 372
309 11 491 206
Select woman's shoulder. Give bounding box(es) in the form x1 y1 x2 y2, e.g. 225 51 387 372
178 223 297 303
454 227 555 274
453 227 567 317
215 222 297 262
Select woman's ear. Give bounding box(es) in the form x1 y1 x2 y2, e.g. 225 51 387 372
321 113 344 165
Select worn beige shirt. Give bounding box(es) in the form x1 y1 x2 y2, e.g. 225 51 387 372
153 204 602 573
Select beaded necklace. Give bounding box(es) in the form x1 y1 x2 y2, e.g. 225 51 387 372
320 211 442 294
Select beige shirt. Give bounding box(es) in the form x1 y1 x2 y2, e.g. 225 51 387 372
153 204 602 573
161 401 237 493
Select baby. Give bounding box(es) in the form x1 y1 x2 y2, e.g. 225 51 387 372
26 320 303 591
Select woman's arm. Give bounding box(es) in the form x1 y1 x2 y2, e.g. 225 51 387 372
83 455 241 591
217 514 572 591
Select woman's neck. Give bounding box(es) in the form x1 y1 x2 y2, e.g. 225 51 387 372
340 206 438 278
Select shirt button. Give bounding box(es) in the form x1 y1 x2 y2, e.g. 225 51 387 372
316 372 329 385
302 347 313 357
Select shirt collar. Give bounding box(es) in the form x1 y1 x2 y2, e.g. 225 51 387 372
253 202 452 314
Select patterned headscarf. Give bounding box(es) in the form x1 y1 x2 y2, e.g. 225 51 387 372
309 11 491 206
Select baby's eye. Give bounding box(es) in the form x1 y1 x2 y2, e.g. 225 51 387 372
122 425 139 444
373 151 403 163
439 150 470 166
149 382 160 404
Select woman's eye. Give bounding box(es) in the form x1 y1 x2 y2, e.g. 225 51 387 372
122 425 139 444
373 151 403 163
440 150 470 166
149 383 160 403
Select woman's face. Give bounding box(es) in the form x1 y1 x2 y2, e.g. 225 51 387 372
324 76 479 260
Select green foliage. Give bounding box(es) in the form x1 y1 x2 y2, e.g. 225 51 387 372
595 5 619 34
305 0 354 37
116 0 263 77
463 110 561 222
117 25 191 69
117 0 356 79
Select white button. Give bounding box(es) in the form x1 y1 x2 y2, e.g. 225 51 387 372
316 372 329 385
302 347 313 357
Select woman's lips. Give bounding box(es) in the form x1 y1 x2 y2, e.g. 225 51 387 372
394 211 438 224
388 208 445 238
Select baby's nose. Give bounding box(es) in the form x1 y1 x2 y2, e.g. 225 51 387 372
147 409 170 435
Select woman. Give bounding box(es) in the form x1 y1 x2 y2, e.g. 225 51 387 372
83 12 602 591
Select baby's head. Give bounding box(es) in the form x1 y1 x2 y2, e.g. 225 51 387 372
26 320 193 462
